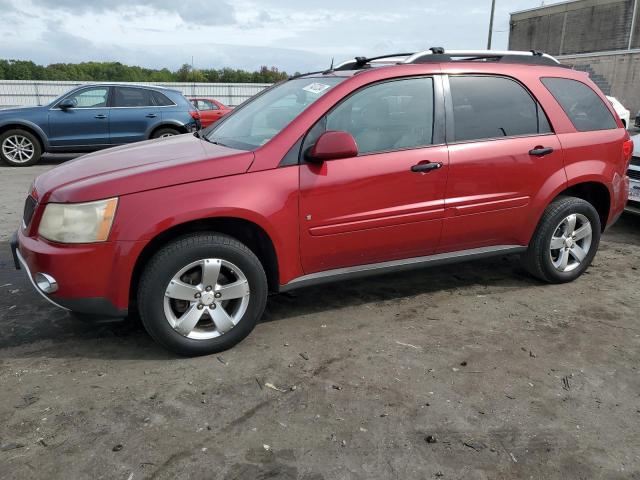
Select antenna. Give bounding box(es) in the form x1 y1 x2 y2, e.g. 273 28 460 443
330 57 334 70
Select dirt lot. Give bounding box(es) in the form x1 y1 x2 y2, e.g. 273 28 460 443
1 158 640 479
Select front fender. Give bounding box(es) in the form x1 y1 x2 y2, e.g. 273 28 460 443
0 118 50 150
113 166 302 285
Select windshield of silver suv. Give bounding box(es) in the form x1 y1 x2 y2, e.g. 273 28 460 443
204 77 344 150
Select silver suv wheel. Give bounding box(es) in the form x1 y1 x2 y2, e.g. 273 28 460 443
2 134 35 164
549 213 593 272
163 258 250 340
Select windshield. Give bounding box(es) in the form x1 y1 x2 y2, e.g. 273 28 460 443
204 77 344 150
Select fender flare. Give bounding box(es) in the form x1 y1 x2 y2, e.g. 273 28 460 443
146 121 187 139
0 119 50 150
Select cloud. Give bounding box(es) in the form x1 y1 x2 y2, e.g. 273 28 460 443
1 0 569 72
29 0 237 26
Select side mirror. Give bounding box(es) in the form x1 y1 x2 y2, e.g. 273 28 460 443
58 98 75 110
308 131 358 161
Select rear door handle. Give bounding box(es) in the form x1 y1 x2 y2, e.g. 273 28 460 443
411 162 443 173
146 113 157 118
529 147 554 156
94 114 107 119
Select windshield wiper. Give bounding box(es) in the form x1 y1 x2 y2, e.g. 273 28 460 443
196 132 227 147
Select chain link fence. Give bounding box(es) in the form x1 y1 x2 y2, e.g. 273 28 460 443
0 80 272 108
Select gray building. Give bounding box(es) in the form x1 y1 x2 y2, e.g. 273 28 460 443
509 0 640 118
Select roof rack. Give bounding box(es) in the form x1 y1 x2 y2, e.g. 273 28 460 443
334 47 561 70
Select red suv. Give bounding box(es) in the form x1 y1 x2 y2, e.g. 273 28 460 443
12 49 633 356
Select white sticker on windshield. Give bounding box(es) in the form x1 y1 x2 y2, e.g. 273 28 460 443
302 82 331 94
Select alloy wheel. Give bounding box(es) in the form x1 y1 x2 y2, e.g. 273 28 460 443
549 213 593 272
163 258 250 339
2 135 35 163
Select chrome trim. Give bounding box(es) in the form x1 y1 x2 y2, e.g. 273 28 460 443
50 104 177 111
35 272 58 294
280 245 526 291
15 249 69 311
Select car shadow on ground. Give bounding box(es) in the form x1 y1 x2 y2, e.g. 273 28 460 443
1 251 536 360
1 213 639 361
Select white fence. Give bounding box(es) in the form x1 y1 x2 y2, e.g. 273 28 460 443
0 80 272 107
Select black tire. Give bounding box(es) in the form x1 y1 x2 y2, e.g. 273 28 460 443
138 233 267 356
523 196 601 283
0 129 42 166
151 127 180 139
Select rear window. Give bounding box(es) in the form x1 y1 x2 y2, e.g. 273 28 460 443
541 77 617 132
449 76 551 142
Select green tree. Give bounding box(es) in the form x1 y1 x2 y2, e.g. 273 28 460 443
0 59 292 83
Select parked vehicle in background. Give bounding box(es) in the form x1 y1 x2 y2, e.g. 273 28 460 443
606 96 630 128
190 98 232 128
0 84 200 166
12 49 632 356
626 133 640 215
635 110 640 128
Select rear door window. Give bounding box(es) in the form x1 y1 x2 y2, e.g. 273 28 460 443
113 87 154 107
541 77 617 132
449 76 551 142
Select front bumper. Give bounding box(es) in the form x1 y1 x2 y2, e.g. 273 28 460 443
12 230 130 319
11 232 68 311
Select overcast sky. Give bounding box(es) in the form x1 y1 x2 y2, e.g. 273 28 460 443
0 0 564 72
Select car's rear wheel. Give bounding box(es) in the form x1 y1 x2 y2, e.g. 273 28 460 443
0 129 42 166
138 233 267 356
151 127 180 139
523 196 601 283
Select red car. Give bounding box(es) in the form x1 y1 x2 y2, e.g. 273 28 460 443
189 98 232 128
12 49 632 356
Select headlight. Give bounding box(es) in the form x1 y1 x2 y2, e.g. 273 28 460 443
38 198 118 243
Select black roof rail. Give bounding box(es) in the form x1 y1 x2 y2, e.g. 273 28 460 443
332 48 562 71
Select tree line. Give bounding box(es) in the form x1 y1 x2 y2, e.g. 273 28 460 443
0 60 294 83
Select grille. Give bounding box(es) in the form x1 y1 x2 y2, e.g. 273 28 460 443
631 156 640 167
628 169 640 181
22 196 37 227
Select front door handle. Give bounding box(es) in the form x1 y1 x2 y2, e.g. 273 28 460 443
146 113 157 118
411 162 443 173
94 114 107 119
529 146 554 156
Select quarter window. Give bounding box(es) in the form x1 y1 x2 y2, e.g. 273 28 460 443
324 77 434 154
150 90 174 106
62 87 108 108
449 76 551 142
113 87 154 107
541 77 617 132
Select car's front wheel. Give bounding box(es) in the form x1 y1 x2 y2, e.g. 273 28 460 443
0 129 42 166
523 196 601 283
138 233 267 356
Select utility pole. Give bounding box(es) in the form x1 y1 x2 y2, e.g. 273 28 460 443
487 0 496 50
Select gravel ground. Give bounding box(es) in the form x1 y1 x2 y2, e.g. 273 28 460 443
1 156 640 479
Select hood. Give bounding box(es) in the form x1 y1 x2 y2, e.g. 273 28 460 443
35 134 255 203
0 105 46 116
